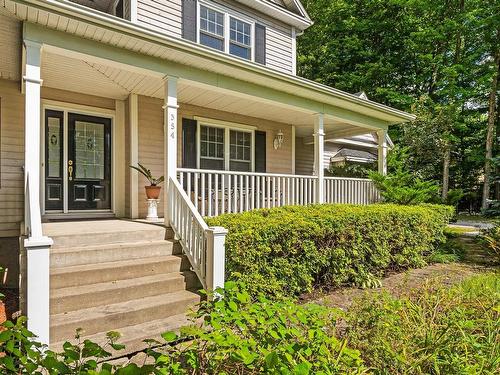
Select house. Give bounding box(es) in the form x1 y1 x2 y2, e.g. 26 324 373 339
0 0 415 352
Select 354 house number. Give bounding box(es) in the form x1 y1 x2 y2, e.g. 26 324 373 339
169 113 175 139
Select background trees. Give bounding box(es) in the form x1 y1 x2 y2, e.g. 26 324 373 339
298 0 500 212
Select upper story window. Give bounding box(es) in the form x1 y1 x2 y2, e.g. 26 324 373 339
198 2 254 61
199 5 225 51
229 17 252 60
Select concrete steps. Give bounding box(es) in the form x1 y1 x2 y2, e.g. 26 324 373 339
46 220 201 356
51 313 193 355
50 290 200 342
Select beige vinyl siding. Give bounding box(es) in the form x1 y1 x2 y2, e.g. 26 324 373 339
0 79 24 238
133 0 295 74
178 103 293 174
295 139 342 175
41 87 116 111
137 95 165 218
136 0 183 38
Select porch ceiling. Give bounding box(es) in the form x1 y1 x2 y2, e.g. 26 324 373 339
40 48 372 138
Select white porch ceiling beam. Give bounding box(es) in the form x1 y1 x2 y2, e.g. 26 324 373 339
303 125 386 145
24 23 394 130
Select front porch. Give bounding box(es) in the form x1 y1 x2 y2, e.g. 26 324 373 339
1 13 412 347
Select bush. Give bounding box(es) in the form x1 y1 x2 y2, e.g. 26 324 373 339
207 204 454 298
344 273 500 374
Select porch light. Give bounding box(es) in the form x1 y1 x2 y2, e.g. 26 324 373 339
274 129 284 150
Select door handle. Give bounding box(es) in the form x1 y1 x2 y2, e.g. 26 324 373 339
68 160 73 181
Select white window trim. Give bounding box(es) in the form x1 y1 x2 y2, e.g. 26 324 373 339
197 0 256 62
194 117 255 171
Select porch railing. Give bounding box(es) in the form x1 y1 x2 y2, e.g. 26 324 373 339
178 168 379 217
168 177 227 292
324 177 379 204
178 168 318 217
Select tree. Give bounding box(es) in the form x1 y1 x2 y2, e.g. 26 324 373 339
298 0 500 211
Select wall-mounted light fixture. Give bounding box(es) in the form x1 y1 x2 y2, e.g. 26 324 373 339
273 129 284 150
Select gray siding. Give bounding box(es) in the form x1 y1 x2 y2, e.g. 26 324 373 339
137 0 183 38
134 0 295 74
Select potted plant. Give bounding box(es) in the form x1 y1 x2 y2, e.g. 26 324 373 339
130 163 164 199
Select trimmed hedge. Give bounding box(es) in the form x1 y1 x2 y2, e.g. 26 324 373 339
207 204 454 297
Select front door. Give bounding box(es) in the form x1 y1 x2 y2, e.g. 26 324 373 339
44 110 112 212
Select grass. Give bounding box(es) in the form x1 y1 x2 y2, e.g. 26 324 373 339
456 213 496 223
445 225 478 235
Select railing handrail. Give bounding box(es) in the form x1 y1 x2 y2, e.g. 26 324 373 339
324 176 373 182
177 168 319 179
169 177 209 231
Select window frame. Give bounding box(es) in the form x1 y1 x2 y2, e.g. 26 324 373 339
195 118 256 172
197 0 255 62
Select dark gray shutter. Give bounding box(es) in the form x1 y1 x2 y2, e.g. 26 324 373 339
182 0 197 42
255 131 266 172
255 24 266 65
182 118 197 168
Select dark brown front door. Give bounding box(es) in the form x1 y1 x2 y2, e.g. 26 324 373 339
67 113 112 210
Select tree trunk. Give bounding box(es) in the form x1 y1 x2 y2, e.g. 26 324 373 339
442 145 451 201
481 36 500 210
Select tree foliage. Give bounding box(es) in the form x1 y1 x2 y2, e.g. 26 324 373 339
298 0 500 211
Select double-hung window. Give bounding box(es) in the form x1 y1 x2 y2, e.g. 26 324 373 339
229 17 252 60
199 5 225 51
199 123 253 172
198 2 253 61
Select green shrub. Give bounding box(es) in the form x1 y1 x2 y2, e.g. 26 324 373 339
207 204 454 297
344 273 500 374
480 220 500 262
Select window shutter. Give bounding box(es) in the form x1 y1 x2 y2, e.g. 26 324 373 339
182 118 197 168
255 130 266 172
254 24 266 65
182 0 197 42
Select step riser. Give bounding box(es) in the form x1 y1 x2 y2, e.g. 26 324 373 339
51 273 201 315
50 295 200 342
50 229 166 249
51 257 191 289
51 242 182 268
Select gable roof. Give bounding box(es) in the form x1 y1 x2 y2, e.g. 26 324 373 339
235 0 312 29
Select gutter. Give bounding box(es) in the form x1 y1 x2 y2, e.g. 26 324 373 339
12 0 415 123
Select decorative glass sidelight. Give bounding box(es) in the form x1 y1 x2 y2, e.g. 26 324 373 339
47 116 61 178
74 121 105 180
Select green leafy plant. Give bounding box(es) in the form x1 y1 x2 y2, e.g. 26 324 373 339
479 221 500 262
129 163 164 186
153 282 367 374
344 273 500 374
207 203 454 298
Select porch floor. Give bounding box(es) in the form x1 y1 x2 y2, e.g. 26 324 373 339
43 219 164 238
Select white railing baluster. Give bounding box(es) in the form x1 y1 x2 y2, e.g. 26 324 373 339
176 169 379 215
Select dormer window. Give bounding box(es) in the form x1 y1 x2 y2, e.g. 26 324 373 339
197 2 254 61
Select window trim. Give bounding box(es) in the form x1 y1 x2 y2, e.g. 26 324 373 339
195 117 256 171
197 0 255 62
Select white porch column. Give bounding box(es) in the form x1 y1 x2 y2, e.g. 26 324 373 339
129 94 139 218
23 40 53 345
163 76 178 226
377 129 388 175
313 113 325 203
205 226 228 293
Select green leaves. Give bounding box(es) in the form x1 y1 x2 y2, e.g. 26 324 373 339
207 203 453 297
